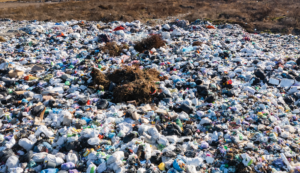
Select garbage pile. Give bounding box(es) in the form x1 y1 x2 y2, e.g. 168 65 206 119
1 18 300 173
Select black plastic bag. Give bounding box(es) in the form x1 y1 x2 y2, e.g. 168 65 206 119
96 99 108 109
19 150 33 163
221 76 233 88
254 69 266 80
205 95 215 103
195 79 203 85
108 82 116 91
150 153 162 165
158 92 171 101
123 132 138 143
77 97 88 106
184 150 196 157
31 105 45 117
284 96 295 105
163 151 176 158
197 85 209 96
98 34 111 43
0 86 8 96
250 77 260 86
297 58 300 66
180 103 193 114
64 141 82 152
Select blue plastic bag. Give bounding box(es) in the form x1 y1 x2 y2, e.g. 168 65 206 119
81 117 91 124
173 159 185 171
41 168 59 173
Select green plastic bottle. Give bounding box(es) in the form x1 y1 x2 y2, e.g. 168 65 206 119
176 119 183 127
239 134 243 140
7 89 12 94
45 108 51 114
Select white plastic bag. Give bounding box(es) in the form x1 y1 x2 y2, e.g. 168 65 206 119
9 167 23 173
35 125 54 137
18 138 35 151
86 163 96 173
88 137 100 145
6 156 19 171
32 152 47 162
158 136 169 146
5 137 16 149
97 161 107 173
107 151 124 165
66 152 78 164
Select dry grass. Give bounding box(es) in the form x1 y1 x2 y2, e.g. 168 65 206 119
0 0 17 2
0 0 300 34
0 2 58 9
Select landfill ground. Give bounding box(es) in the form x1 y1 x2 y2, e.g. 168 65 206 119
1 18 300 173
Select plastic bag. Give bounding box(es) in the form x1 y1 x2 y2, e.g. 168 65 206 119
6 156 19 172
86 163 96 173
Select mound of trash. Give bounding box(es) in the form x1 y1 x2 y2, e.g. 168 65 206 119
0 18 300 173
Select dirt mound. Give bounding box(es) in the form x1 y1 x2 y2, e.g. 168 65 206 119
101 42 129 56
192 41 202 46
107 65 160 84
0 36 6 42
91 68 110 89
134 35 165 53
113 80 156 103
108 65 160 103
92 65 165 104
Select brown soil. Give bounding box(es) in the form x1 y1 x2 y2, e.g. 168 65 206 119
92 65 163 104
101 42 129 57
108 65 160 103
134 35 165 53
192 41 202 46
91 68 110 88
0 36 6 42
113 80 156 103
107 66 160 84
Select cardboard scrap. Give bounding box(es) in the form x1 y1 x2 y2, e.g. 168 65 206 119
34 107 46 125
8 70 24 78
